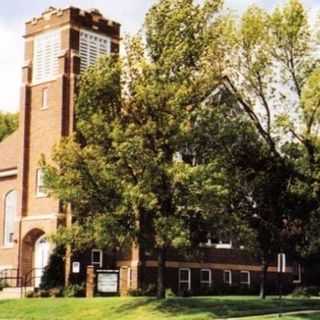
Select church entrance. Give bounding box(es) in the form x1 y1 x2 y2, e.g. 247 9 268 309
21 229 51 288
34 235 50 287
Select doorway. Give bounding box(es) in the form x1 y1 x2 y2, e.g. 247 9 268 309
34 235 49 287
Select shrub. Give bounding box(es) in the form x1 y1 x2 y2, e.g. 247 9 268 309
127 288 144 296
142 284 156 296
165 288 176 298
128 284 156 297
179 289 193 297
25 287 64 298
40 246 65 290
40 290 50 298
49 287 64 297
25 290 36 298
0 280 9 291
63 283 85 297
291 286 320 298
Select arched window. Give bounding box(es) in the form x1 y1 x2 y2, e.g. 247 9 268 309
4 190 17 246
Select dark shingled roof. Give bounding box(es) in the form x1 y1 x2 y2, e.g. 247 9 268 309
0 130 19 171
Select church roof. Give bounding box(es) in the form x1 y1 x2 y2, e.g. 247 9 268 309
0 130 19 172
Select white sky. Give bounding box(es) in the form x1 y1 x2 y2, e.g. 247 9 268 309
0 0 319 113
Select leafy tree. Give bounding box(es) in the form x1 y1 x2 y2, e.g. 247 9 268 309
0 111 18 142
211 0 320 297
43 0 232 299
42 0 320 300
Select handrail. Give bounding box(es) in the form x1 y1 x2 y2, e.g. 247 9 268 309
0 268 19 288
0 267 45 298
23 267 45 297
24 268 44 287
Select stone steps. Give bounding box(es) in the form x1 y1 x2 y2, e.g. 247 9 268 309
0 287 33 299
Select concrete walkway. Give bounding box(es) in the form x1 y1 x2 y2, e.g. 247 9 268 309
0 287 33 299
228 309 320 319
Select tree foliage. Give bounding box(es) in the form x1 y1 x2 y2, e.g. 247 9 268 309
43 0 233 298
0 111 18 142
213 0 320 297
42 0 320 299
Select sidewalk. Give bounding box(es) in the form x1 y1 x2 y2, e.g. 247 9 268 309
228 309 320 319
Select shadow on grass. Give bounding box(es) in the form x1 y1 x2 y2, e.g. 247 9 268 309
292 314 320 320
113 297 320 319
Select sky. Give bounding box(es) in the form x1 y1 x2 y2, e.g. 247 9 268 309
0 0 319 113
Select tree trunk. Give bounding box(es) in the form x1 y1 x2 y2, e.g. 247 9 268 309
64 204 73 287
260 261 269 299
157 247 166 299
64 245 71 287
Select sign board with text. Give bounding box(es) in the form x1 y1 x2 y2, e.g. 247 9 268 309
72 262 80 274
97 271 119 293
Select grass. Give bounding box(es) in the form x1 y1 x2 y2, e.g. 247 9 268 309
0 296 319 320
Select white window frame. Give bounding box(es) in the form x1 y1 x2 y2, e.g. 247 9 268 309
79 29 111 72
3 190 17 247
214 240 232 249
200 269 212 287
41 87 49 109
33 29 61 84
36 169 47 198
293 264 302 284
179 268 191 291
224 270 232 286
91 249 103 268
240 271 251 286
127 267 132 289
204 233 232 249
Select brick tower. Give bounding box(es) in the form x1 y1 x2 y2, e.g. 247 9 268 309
16 7 120 283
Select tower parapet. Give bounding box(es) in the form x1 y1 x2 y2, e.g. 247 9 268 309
25 7 120 51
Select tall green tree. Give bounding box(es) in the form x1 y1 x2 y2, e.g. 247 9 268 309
211 0 320 297
0 111 18 142
43 0 231 299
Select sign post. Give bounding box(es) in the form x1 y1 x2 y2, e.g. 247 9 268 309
277 253 286 317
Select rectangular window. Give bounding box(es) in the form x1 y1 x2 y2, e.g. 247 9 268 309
36 169 47 197
200 269 212 288
293 264 302 284
204 233 232 249
214 240 232 249
224 270 232 285
179 268 191 291
240 271 250 286
33 30 60 84
79 30 111 71
127 267 132 289
4 190 17 247
42 88 49 109
91 249 103 268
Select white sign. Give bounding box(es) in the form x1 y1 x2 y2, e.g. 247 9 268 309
72 262 80 273
277 253 286 273
97 272 118 293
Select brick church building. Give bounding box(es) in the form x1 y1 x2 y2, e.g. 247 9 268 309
0 7 302 296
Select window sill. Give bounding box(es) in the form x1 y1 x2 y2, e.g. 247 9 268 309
1 244 14 250
215 244 232 249
293 280 302 284
200 243 233 249
36 194 48 199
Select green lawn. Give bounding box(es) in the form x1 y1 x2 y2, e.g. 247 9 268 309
0 296 319 320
